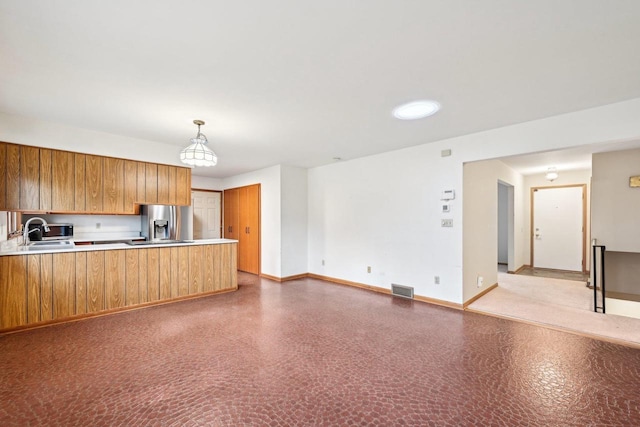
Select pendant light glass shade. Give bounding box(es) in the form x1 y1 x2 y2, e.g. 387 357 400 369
180 120 218 167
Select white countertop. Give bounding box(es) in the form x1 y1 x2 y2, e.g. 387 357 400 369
0 239 238 256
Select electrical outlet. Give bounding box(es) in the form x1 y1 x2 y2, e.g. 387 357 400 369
434 276 440 285
96 223 101 229
367 266 371 273
477 276 484 288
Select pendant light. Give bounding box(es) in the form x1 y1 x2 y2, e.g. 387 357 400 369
180 120 217 167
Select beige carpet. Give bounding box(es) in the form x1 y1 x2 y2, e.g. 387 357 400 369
468 272 640 347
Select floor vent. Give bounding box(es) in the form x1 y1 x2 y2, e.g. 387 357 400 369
391 284 414 299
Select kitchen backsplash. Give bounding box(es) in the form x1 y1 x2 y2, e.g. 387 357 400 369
21 213 142 241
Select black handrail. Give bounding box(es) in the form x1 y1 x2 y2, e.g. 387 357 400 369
592 245 606 313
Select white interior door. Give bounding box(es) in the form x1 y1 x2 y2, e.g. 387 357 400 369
192 190 222 239
533 186 584 271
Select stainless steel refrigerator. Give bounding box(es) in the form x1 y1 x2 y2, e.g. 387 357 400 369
140 205 193 241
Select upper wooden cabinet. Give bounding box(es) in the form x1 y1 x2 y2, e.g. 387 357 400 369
0 141 192 213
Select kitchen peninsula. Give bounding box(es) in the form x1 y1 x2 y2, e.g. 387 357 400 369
0 239 238 332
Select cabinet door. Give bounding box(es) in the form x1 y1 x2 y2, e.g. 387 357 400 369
168 166 177 205
39 149 52 211
74 154 86 211
145 163 158 204
239 184 260 274
136 162 146 204
223 188 240 241
176 167 190 206
103 157 124 213
0 255 27 329
85 155 103 212
157 164 169 205
52 150 74 211
52 252 75 319
19 145 40 210
124 160 138 214
0 143 6 209
5 144 20 210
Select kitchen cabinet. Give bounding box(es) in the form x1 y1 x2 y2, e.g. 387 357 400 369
85 155 103 212
52 150 74 211
19 145 40 210
1 141 192 213
145 163 158 204
103 157 124 213
0 241 237 332
224 184 260 274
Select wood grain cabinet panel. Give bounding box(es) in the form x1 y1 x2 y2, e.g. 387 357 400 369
159 248 171 300
178 246 189 296
168 166 177 205
176 167 190 206
5 144 20 210
19 145 40 210
52 252 76 319
189 245 203 294
40 254 53 322
124 160 138 214
136 162 146 204
74 153 86 211
52 150 74 212
103 157 124 213
147 248 160 302
138 249 149 304
0 143 6 209
87 251 105 312
0 256 27 329
39 149 52 211
125 250 139 306
157 164 170 205
85 155 103 212
212 244 223 291
105 250 125 309
75 252 87 315
203 244 214 292
27 254 42 323
170 247 180 298
145 163 158 204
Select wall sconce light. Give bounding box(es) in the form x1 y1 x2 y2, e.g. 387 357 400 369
545 167 559 182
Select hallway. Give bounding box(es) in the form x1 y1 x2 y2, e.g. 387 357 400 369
2 273 640 425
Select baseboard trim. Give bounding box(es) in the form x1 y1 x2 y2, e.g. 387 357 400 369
463 283 498 308
413 295 463 310
307 273 391 295
509 265 529 274
260 273 309 282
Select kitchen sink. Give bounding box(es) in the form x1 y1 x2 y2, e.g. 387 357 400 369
25 240 76 251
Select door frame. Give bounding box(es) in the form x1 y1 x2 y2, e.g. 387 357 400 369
530 184 587 272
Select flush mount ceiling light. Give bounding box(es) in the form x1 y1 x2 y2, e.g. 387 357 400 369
180 120 217 167
392 100 441 120
545 167 559 182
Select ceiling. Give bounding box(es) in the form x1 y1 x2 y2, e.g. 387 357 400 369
2 1 640 178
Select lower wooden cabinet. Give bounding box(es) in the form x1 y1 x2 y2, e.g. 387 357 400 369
0 243 238 331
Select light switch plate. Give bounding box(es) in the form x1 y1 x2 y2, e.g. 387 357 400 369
441 219 453 227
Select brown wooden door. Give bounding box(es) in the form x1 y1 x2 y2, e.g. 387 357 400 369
103 157 125 213
176 167 191 206
4 144 20 210
223 188 240 241
19 145 40 210
85 155 103 212
238 185 260 274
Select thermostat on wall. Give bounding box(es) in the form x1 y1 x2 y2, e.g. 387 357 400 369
441 190 455 200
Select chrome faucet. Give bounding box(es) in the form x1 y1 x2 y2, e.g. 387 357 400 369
23 217 50 245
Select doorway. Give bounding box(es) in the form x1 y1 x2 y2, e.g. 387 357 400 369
497 181 515 273
531 185 586 273
192 190 222 239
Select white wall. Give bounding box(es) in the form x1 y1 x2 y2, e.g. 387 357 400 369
281 165 308 277
522 169 592 269
463 160 524 302
191 175 223 191
223 165 281 278
308 98 640 305
592 148 640 252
